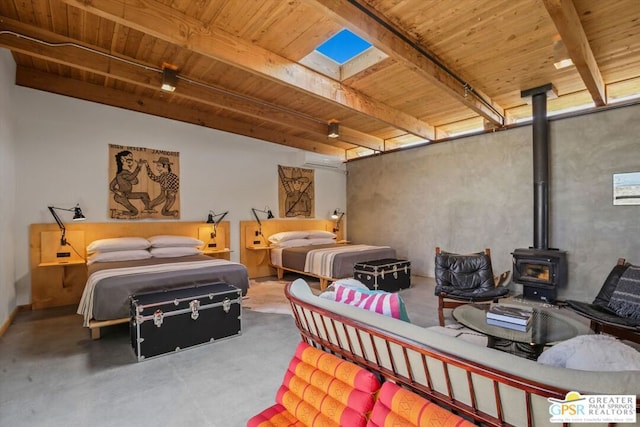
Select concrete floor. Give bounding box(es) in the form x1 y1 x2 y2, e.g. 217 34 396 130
0 275 599 427
0 305 301 427
0 275 440 427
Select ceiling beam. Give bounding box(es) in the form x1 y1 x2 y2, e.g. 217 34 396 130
59 0 436 140
15 66 346 157
0 18 384 151
306 0 506 126
542 0 606 106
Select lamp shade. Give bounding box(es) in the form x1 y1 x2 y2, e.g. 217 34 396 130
328 122 339 138
553 39 573 69
161 63 178 92
73 205 86 221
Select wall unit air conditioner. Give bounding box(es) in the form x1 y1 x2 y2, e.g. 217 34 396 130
293 151 345 172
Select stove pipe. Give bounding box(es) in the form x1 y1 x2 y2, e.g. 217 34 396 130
521 84 554 250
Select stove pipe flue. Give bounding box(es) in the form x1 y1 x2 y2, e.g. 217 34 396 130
520 83 556 250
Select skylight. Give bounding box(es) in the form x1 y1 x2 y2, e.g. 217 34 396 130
300 28 386 82
316 29 371 64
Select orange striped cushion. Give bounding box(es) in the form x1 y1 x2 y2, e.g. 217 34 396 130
248 342 381 427
246 403 305 427
366 382 474 427
294 342 381 393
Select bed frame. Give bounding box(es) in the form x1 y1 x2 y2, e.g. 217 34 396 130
29 221 230 338
239 218 343 281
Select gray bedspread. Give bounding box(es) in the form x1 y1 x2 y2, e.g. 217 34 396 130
87 255 249 321
281 244 396 278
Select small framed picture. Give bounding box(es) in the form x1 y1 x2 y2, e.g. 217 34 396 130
613 172 640 205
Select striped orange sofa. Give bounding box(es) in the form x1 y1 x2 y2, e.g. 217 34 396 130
247 341 473 427
285 278 640 427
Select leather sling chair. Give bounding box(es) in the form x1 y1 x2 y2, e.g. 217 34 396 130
434 247 510 326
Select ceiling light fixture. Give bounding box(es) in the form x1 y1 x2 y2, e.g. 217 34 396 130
161 62 178 92
328 121 339 138
553 39 573 70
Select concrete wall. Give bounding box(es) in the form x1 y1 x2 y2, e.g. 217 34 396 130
347 104 640 300
0 50 17 326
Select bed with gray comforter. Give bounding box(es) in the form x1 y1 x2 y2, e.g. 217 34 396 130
275 243 396 289
78 255 249 325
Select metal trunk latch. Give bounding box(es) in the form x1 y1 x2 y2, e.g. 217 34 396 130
190 299 200 320
222 298 231 313
153 310 164 327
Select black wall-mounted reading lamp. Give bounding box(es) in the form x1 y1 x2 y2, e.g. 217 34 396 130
331 209 345 233
205 210 229 239
251 207 274 238
48 204 86 246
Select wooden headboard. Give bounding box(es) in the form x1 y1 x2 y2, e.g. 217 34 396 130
29 221 230 309
239 219 344 278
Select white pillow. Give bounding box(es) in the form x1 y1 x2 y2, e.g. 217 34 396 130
87 249 152 265
148 235 204 248
87 237 150 253
272 239 314 248
150 246 202 258
307 238 336 245
537 334 640 371
308 230 336 239
268 231 310 244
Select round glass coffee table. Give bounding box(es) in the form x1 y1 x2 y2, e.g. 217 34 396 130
452 303 591 359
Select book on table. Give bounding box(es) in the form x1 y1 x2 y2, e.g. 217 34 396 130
486 317 530 332
486 304 533 326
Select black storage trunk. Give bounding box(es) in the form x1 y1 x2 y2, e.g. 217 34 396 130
354 258 411 292
130 282 241 361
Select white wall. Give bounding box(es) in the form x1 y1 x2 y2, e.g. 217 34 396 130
0 50 17 324
11 85 346 305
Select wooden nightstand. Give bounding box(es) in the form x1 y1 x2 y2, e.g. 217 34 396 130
202 248 232 260
38 259 86 267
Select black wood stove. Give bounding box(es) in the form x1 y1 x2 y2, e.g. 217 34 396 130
512 84 567 303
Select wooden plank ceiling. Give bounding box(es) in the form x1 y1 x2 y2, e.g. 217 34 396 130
1 0 639 160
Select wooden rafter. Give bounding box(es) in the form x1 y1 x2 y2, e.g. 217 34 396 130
0 18 384 151
59 0 436 141
542 0 606 106
306 0 506 126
